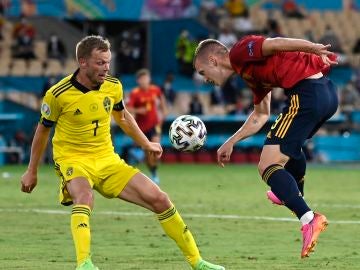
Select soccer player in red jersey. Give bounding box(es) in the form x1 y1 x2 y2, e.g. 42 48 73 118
127 68 167 184
193 36 339 258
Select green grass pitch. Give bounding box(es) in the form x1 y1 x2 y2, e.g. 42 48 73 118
0 164 359 269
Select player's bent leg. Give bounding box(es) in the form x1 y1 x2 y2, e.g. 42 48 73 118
285 151 306 196
259 146 327 258
259 146 311 219
66 178 95 268
119 173 224 269
266 156 306 207
119 172 170 212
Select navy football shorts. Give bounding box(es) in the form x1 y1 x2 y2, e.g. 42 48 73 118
265 76 338 159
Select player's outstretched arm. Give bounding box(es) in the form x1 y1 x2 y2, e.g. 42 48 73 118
21 123 51 193
262 37 338 64
112 109 163 158
217 93 271 167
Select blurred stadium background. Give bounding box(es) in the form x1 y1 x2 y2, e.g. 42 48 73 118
0 0 360 165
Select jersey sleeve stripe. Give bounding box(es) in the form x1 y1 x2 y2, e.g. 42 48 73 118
54 84 73 98
52 81 71 96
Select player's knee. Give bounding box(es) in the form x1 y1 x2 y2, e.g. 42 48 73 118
258 154 288 176
258 160 269 177
258 160 284 179
73 190 94 207
151 191 171 213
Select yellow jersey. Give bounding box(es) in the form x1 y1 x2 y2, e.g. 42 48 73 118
40 70 124 160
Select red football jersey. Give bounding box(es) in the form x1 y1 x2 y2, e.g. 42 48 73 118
127 85 162 132
229 35 335 104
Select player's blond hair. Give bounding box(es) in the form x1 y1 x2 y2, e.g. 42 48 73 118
136 68 150 79
193 39 228 66
76 35 110 61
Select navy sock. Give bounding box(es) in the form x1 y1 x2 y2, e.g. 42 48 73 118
285 152 306 196
263 164 311 219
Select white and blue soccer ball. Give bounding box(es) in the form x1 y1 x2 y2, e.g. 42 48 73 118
169 115 207 152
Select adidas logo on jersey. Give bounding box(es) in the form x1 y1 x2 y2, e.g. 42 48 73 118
74 109 82 115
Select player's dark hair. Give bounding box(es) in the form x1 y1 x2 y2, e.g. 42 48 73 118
193 39 228 67
76 35 110 61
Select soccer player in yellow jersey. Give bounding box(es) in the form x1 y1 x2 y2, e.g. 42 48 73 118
20 35 225 270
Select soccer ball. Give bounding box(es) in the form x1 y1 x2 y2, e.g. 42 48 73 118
169 115 207 152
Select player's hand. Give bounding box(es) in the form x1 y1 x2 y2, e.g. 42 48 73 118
310 43 333 56
217 140 234 168
321 54 338 66
21 170 38 193
310 43 338 66
144 142 163 159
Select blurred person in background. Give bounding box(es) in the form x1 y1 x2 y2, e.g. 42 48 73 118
47 33 66 64
224 0 248 18
161 72 177 106
218 26 237 49
175 29 197 77
12 16 36 59
127 68 168 185
189 93 204 115
319 25 347 64
281 0 306 18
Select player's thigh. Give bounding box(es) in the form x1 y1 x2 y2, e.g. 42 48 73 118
265 88 323 160
55 158 95 206
94 154 140 199
119 172 171 213
66 177 94 206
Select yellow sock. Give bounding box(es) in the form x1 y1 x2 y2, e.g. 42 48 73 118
71 205 91 266
158 205 201 267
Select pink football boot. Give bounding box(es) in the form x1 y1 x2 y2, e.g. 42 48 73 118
301 212 328 258
266 190 284 205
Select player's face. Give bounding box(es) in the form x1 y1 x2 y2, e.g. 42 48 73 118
137 73 151 89
84 49 111 85
194 56 227 87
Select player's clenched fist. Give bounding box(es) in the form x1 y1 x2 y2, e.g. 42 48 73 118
217 141 234 168
144 142 163 159
21 170 37 193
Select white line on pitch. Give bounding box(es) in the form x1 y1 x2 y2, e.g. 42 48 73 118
0 208 359 224
311 203 360 209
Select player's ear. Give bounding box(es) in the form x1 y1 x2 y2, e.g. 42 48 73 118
208 55 217 66
78 57 87 68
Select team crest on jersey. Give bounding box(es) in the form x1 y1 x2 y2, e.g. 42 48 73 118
247 41 255 56
89 103 98 112
66 167 73 176
41 103 51 117
103 97 111 113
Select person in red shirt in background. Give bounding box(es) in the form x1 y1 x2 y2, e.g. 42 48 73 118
127 68 168 184
193 36 338 258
